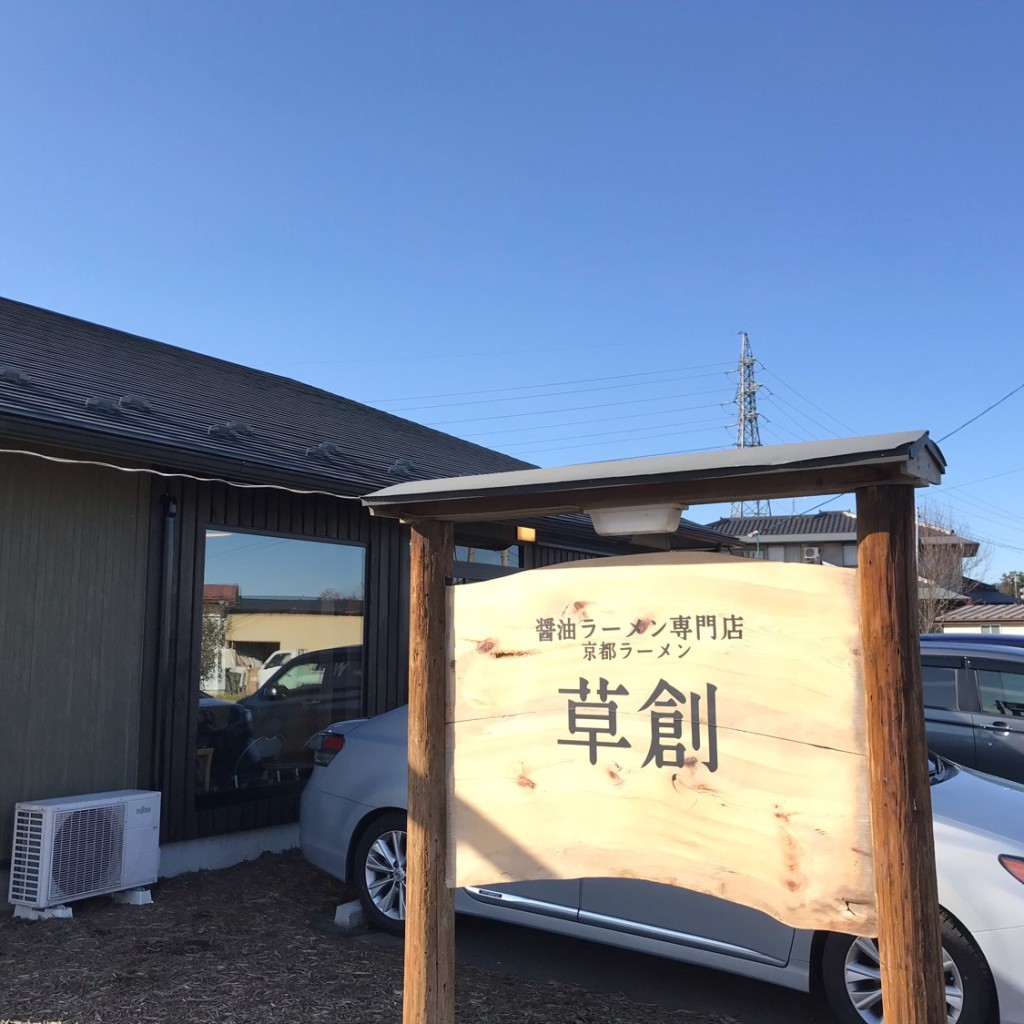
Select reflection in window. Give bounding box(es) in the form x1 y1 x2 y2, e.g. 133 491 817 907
454 544 520 567
977 668 1024 717
195 530 366 802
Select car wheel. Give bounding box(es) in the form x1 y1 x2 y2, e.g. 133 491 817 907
821 911 996 1024
353 811 407 935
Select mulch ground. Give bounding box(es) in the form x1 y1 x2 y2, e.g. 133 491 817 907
0 850 732 1024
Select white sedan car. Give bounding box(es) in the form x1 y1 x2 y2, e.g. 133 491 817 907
301 706 1024 1024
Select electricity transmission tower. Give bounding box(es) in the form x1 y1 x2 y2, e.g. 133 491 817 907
730 332 771 517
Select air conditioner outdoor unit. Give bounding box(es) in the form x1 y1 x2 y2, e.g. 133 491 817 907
8 790 160 914
803 546 822 562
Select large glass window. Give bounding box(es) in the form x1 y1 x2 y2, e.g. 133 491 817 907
451 543 522 585
195 530 366 801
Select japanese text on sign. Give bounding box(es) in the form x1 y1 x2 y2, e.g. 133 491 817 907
558 675 718 771
536 613 743 659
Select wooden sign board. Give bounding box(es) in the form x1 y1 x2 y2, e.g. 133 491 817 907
448 551 875 935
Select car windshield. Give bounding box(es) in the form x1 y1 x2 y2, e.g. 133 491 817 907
264 652 289 669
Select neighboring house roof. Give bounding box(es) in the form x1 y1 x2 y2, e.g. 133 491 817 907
666 518 745 549
704 511 979 555
702 512 858 543
940 604 1024 624
0 296 532 496
961 577 1020 605
919 580 968 602
916 522 980 557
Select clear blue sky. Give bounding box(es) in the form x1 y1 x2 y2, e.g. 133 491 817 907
3 3 1023 579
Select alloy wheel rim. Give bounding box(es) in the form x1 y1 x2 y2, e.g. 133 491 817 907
364 829 407 921
843 937 964 1024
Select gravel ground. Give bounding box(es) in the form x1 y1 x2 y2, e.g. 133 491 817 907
0 851 738 1024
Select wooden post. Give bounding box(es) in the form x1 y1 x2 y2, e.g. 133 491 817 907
856 485 945 1024
404 520 455 1024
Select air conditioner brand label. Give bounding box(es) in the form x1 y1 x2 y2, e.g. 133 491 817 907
135 805 152 816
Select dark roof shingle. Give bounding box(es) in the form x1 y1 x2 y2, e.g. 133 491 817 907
0 297 532 495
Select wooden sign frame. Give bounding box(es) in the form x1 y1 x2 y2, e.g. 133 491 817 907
363 432 947 1024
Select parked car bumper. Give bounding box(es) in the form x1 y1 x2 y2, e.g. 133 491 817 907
300 778 375 883
978 925 1024 1024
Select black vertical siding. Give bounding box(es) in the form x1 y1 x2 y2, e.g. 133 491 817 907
364 515 410 715
0 445 599 851
0 450 151 856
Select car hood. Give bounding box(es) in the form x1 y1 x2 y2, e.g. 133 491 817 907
932 763 1024 847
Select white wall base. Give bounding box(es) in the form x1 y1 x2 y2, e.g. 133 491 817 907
159 823 299 878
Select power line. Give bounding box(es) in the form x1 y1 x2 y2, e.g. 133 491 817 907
756 397 820 442
938 381 1024 442
513 436 734 460
495 419 730 452
423 396 726 428
642 443 735 459
757 364 858 435
938 489 1020 527
798 493 848 515
760 388 845 439
943 464 1024 490
262 342 731 371
369 361 732 405
463 409 729 441
757 418 810 444
949 529 1024 557
380 369 730 414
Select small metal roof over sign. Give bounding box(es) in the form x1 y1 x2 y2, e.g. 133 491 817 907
363 430 945 521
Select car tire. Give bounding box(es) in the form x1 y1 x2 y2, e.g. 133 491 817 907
821 911 996 1024
353 811 407 935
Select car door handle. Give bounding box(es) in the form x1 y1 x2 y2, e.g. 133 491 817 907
303 698 323 707
982 721 1012 733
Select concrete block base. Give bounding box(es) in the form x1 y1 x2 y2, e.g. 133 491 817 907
334 899 366 931
112 887 154 906
13 904 73 921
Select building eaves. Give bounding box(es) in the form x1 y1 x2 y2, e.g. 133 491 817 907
0 296 534 496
